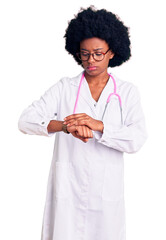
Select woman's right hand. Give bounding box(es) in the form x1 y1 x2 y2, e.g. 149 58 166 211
67 125 93 143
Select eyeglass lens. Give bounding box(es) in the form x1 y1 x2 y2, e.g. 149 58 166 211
79 52 104 61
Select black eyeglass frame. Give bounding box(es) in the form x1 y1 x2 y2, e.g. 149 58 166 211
76 48 110 62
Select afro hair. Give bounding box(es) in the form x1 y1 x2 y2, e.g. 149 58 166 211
64 6 131 67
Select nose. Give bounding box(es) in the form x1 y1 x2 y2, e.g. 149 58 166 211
87 54 95 63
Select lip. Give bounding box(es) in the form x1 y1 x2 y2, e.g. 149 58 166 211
87 66 97 71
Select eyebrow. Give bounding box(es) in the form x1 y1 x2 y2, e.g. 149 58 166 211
81 48 104 51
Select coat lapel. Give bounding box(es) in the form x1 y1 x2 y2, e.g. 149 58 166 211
70 72 115 117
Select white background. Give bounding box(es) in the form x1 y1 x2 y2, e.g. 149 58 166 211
0 0 166 239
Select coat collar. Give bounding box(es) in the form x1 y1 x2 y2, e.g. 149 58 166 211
70 71 118 90
70 71 84 87
70 71 118 116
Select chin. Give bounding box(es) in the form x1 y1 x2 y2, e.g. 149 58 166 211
85 69 99 76
85 69 107 78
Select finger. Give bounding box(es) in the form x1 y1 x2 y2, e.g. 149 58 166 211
85 127 91 138
65 119 80 126
71 131 84 140
64 116 87 125
91 131 93 138
84 126 91 139
75 126 91 138
72 132 88 143
82 126 86 138
80 137 89 143
87 129 92 138
87 127 93 138
66 115 90 126
76 126 83 137
83 138 89 143
87 128 93 138
64 113 86 121
66 119 87 127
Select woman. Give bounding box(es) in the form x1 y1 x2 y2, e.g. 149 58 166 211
18 6 147 240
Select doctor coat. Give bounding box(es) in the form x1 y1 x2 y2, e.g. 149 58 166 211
18 71 147 240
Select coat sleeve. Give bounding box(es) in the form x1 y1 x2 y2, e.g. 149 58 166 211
93 86 148 153
18 81 62 136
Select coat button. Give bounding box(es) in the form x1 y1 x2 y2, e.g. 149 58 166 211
41 121 45 125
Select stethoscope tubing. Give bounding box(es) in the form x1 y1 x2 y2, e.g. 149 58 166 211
73 72 85 114
73 72 123 123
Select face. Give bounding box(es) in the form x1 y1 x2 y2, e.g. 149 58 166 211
79 37 114 78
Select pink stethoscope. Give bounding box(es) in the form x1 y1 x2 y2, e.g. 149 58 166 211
73 72 123 123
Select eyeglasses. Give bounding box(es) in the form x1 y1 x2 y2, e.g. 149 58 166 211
76 49 110 62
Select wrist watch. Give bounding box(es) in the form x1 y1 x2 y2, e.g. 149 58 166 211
62 123 70 134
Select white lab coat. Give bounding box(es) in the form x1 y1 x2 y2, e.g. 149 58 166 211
18 71 147 240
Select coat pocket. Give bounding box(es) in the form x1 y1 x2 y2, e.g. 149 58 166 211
54 161 71 199
102 164 124 202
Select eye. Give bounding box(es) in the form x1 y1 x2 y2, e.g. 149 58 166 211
81 52 89 56
94 52 103 56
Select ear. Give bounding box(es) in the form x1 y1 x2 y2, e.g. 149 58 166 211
109 50 114 60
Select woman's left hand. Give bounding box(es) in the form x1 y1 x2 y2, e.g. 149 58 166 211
64 113 104 133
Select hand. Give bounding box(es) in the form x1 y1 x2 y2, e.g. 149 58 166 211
67 125 93 143
64 113 104 133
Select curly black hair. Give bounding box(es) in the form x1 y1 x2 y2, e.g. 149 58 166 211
64 6 131 67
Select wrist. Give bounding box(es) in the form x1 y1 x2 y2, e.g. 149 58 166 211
47 120 64 133
98 121 104 133
62 122 70 134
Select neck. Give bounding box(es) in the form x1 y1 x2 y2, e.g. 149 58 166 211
84 71 109 86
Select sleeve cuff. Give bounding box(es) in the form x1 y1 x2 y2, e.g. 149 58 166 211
93 122 132 144
38 119 54 137
93 130 103 141
19 118 55 137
